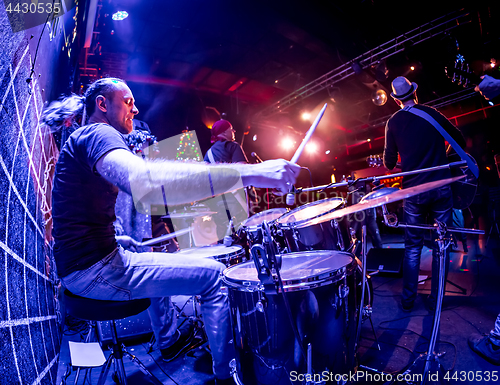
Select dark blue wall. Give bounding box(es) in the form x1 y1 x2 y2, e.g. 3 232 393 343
0 2 82 384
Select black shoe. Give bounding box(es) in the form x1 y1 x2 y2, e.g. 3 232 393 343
400 300 414 312
160 323 196 362
468 333 500 365
424 296 436 312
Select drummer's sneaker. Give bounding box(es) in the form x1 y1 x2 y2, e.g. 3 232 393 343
161 323 196 362
468 333 500 366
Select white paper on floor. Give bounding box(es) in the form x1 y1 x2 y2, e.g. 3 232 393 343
418 275 428 284
69 341 106 367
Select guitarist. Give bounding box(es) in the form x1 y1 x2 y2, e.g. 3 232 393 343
383 76 466 313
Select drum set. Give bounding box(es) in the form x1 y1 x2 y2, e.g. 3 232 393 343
138 171 486 385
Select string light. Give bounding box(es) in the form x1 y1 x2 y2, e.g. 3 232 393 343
176 132 201 161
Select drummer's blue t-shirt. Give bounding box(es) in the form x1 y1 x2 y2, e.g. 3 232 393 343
52 123 131 277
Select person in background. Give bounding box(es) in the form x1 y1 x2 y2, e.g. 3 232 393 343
204 119 254 241
383 76 466 312
468 74 500 366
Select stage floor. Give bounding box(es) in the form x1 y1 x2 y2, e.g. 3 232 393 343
56 233 500 384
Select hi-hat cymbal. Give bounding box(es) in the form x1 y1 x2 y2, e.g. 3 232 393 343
161 211 217 219
297 176 464 228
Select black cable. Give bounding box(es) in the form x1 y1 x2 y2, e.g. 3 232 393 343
300 166 313 187
27 0 57 93
372 277 398 291
142 342 180 385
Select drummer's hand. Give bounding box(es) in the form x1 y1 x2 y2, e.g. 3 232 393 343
249 159 301 195
116 235 139 249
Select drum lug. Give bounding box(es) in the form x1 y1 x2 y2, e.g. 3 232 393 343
256 299 267 313
339 284 349 299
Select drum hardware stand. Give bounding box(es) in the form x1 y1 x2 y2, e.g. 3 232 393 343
381 218 483 385
249 221 309 367
354 225 382 377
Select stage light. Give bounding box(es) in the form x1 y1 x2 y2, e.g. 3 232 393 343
371 89 387 106
367 139 371 142
325 150 331 154
306 142 318 154
301 112 311 121
410 66 415 71
253 134 257 141
331 174 336 183
491 58 496 68
281 138 295 150
112 11 129 21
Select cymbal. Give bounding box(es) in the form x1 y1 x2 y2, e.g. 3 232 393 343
161 211 217 219
360 187 400 201
297 176 464 228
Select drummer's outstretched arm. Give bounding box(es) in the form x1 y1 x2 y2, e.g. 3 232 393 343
96 149 300 206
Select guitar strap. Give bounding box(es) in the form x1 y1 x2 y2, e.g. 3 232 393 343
403 106 479 178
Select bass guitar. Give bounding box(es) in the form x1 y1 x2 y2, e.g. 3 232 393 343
366 154 478 210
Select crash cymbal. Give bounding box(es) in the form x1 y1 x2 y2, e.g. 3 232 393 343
161 211 217 219
297 176 464 228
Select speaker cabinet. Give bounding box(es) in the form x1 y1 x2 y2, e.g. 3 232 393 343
366 248 404 276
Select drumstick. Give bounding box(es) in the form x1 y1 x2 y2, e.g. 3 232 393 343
137 227 193 247
290 103 327 164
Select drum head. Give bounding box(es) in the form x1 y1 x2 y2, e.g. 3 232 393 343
241 208 287 228
224 250 353 291
175 245 242 258
277 197 344 226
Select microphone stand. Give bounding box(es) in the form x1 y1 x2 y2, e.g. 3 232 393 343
292 161 468 195
249 221 309 376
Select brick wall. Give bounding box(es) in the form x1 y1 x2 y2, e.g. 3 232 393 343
0 2 82 383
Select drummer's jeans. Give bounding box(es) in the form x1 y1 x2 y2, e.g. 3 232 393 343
61 246 235 379
402 186 453 307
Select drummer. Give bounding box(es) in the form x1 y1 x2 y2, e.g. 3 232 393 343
51 77 301 384
383 76 466 312
204 118 258 240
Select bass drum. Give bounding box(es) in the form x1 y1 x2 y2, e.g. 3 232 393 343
223 250 358 385
275 197 353 253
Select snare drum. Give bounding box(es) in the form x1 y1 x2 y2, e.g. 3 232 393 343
275 197 353 253
240 208 287 247
174 245 245 267
223 250 358 384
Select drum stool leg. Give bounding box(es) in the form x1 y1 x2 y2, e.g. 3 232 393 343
96 319 163 385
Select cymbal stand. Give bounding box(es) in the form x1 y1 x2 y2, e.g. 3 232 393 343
354 225 382 375
384 219 483 384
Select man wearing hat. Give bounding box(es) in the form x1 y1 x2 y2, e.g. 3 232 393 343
204 119 251 240
205 119 248 163
383 76 466 312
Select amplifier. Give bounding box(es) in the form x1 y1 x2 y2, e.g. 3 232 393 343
366 248 404 276
97 309 153 345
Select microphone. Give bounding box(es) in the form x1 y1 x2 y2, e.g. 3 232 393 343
286 186 296 206
251 152 263 163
